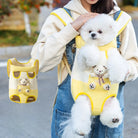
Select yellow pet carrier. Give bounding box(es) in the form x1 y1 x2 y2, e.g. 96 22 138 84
51 8 131 115
7 58 39 103
71 37 119 115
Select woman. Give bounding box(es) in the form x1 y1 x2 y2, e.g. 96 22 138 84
31 0 138 137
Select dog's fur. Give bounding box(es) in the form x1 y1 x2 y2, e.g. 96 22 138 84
61 14 128 138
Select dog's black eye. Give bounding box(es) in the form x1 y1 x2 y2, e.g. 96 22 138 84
89 30 92 33
98 30 103 34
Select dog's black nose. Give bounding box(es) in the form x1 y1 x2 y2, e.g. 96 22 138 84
91 33 96 38
112 118 119 123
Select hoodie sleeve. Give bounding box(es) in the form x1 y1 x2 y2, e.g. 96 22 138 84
119 20 138 81
31 14 79 72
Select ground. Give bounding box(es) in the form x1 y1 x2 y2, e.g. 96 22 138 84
0 64 138 138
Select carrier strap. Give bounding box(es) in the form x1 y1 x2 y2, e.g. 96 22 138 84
114 10 121 48
51 8 73 77
115 11 131 35
50 8 73 26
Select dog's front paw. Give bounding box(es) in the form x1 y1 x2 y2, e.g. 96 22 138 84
107 48 129 83
85 56 99 67
79 45 100 67
108 66 128 83
108 71 126 83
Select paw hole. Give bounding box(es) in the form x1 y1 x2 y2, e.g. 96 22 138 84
28 72 35 78
27 96 35 103
11 95 20 102
13 71 20 78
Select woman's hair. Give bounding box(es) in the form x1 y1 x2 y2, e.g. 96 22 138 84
91 0 115 14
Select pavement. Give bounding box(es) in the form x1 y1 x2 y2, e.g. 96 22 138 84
0 8 138 138
0 63 138 138
0 45 32 60
0 66 57 138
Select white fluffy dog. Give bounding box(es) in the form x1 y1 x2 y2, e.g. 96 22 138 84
61 14 129 138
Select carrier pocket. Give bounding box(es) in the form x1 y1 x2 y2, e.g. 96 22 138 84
55 109 71 137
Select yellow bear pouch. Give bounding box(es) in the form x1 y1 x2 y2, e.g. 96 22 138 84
7 58 39 103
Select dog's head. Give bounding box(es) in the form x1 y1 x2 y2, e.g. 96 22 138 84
80 14 118 46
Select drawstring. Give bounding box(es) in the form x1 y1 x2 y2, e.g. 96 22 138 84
97 74 105 85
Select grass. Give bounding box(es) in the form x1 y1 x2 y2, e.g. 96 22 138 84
0 30 38 47
0 8 39 47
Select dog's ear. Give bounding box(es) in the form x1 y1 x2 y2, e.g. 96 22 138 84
103 66 107 69
92 65 97 68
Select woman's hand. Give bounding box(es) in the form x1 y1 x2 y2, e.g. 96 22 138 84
71 13 98 31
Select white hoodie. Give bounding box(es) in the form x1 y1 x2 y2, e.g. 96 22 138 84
31 0 138 85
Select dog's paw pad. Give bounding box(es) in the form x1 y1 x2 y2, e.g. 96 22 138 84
112 118 119 123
